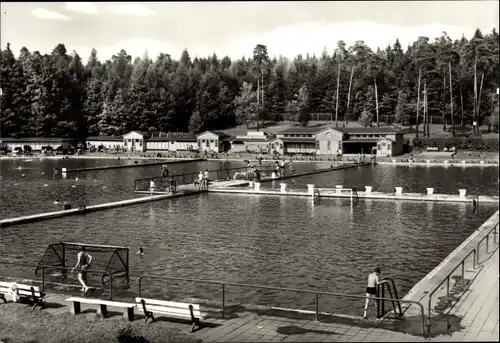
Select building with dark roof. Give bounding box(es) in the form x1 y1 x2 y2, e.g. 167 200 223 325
146 132 197 151
228 130 274 153
268 125 404 156
196 131 232 153
0 137 79 152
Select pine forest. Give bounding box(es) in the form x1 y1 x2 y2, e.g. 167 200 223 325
0 28 498 139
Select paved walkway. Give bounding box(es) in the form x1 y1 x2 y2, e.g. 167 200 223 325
191 247 497 342
4 249 498 342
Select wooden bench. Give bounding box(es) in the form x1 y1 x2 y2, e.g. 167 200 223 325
136 297 207 332
0 281 45 309
66 297 135 321
0 281 12 303
426 147 439 152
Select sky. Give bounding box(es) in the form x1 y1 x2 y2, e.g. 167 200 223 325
0 1 498 62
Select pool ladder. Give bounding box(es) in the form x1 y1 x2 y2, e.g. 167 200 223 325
376 278 403 319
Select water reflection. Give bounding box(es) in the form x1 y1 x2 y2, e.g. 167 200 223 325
427 201 434 214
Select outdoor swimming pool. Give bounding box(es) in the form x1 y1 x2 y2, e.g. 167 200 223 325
1 158 497 218
0 158 498 315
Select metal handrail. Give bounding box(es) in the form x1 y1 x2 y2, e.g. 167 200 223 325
134 166 257 184
137 274 427 336
0 261 113 299
377 277 403 318
426 247 477 335
134 166 277 189
477 223 499 264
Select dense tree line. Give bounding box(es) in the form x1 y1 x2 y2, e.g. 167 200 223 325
0 28 498 139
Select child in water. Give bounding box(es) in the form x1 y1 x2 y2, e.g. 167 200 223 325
136 247 144 255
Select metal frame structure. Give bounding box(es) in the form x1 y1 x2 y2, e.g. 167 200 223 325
35 242 129 282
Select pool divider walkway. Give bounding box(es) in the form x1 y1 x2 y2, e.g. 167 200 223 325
0 184 206 228
64 158 205 173
208 186 499 204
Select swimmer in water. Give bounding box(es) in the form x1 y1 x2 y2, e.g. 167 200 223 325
53 198 61 205
136 247 144 255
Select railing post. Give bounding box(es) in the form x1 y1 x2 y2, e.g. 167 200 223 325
139 277 142 297
446 277 450 307
421 306 426 337
461 261 465 290
473 250 476 269
222 283 225 318
108 272 113 300
428 296 432 335
494 225 497 245
42 267 45 293
477 243 480 265
486 235 489 253
315 293 319 322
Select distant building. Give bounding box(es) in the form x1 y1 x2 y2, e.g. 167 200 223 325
86 136 123 149
146 132 197 152
338 127 404 156
269 126 404 156
228 130 274 153
122 131 148 152
0 137 78 152
269 127 329 155
196 131 231 153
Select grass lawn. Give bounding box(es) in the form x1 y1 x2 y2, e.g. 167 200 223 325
0 303 201 343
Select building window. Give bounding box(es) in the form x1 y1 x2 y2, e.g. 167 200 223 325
202 139 206 143
124 140 128 146
280 144 283 149
327 141 331 150
315 141 319 149
139 140 142 146
135 139 140 143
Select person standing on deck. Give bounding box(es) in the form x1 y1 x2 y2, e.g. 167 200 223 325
72 246 92 294
363 267 381 319
204 169 209 184
162 165 169 177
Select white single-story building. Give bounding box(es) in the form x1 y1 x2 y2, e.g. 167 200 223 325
86 136 123 149
146 132 197 151
0 137 78 152
376 138 396 157
229 130 273 153
122 131 148 152
196 131 231 153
